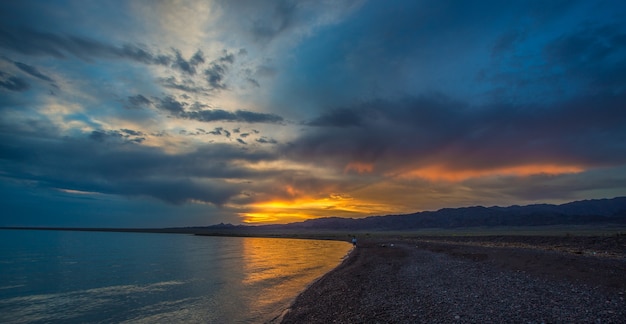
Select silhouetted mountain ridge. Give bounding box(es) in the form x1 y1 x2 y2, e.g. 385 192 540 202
257 197 626 231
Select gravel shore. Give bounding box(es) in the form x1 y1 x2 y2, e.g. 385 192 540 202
281 236 626 323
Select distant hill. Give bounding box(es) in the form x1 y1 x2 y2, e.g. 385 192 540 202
12 197 622 235
246 197 626 232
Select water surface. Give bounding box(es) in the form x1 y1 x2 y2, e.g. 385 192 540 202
0 230 351 323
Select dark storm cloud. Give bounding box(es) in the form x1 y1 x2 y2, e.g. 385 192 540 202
289 92 626 172
0 127 280 206
271 2 625 144
0 71 29 91
13 61 54 82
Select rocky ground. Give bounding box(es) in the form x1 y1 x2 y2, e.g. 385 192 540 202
281 235 626 323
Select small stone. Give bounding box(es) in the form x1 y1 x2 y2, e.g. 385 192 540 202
454 315 460 320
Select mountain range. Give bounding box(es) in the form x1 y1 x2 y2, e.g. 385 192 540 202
202 197 626 233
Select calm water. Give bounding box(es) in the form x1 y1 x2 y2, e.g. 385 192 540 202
0 230 351 323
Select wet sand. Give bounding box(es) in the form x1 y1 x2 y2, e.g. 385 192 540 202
281 235 626 323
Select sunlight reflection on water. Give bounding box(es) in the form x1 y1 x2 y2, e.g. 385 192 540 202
0 230 351 323
242 238 352 317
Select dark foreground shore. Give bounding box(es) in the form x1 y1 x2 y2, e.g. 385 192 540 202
281 235 626 323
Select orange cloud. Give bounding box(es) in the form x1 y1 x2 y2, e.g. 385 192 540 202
344 162 374 174
399 164 584 182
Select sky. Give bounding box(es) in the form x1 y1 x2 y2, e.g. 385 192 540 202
1 0 626 227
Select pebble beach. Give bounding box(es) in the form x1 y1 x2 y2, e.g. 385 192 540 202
281 236 626 323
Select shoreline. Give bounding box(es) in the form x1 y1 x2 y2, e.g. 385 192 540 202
280 236 626 323
270 245 356 324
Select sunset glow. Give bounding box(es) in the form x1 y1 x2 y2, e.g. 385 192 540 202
400 164 586 182
1 1 625 227
240 195 370 224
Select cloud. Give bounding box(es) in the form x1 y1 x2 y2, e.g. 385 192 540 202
1 26 221 78
155 95 186 115
491 29 527 56
246 78 260 87
190 50 206 65
182 109 284 123
111 177 239 205
287 92 626 177
121 128 144 136
231 110 283 123
172 49 205 75
204 52 235 90
250 0 297 43
0 71 29 91
0 26 248 95
0 127 280 206
13 61 54 82
150 95 285 123
2 0 626 226
127 94 152 109
256 137 278 144
543 23 626 91
89 129 145 144
215 0 362 45
209 127 223 135
305 107 365 127
0 27 172 65
481 18 626 104
158 76 207 94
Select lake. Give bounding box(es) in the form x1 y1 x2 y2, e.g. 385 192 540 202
0 230 351 323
